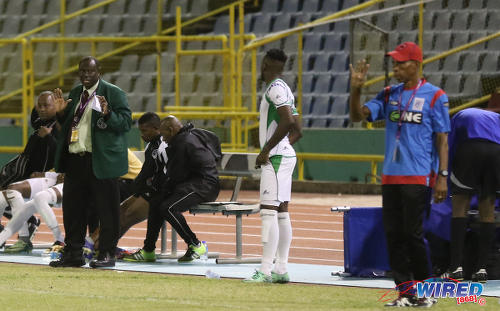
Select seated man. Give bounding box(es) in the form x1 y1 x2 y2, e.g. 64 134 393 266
0 91 60 242
92 112 167 260
0 91 59 189
0 172 63 252
124 116 220 263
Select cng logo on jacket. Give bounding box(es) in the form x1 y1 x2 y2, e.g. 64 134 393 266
389 110 423 124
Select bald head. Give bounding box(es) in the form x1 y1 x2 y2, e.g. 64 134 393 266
159 115 183 143
36 91 56 121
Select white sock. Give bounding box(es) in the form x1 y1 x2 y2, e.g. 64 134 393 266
34 190 63 242
0 201 35 245
274 212 292 274
0 191 9 216
5 190 29 237
259 209 278 276
0 227 13 246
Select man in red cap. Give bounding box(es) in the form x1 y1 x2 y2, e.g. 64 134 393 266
349 42 450 307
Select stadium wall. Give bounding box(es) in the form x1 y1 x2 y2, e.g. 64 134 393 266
0 127 385 183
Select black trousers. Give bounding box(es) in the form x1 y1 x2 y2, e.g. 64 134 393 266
62 152 120 256
118 178 135 202
143 191 204 252
382 184 432 288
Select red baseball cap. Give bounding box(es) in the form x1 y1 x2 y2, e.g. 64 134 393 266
387 42 423 62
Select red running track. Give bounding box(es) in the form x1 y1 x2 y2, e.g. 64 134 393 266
4 190 373 266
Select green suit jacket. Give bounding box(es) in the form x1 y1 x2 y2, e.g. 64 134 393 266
54 79 132 179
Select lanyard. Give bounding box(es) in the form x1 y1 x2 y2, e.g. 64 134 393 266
395 79 424 140
72 90 96 128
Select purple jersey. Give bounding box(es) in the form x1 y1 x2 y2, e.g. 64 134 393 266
449 108 500 160
364 79 450 186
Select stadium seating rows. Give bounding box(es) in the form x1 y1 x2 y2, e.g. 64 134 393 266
0 0 499 128
207 0 500 127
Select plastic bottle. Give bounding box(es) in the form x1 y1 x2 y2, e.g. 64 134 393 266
205 269 220 279
200 241 208 262
41 251 51 262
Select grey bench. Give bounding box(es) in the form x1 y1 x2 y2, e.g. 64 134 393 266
151 152 261 264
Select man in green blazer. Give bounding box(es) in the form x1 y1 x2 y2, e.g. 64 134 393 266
49 56 132 268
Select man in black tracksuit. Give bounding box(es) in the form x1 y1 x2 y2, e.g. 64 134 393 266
1 103 59 189
93 112 168 260
133 114 169 201
1 91 59 233
126 115 220 262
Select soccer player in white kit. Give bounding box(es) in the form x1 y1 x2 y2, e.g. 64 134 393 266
244 49 302 283
0 172 65 252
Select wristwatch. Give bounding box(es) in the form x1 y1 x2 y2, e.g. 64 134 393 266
438 170 449 177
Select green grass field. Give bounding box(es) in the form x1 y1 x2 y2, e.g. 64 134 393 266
0 263 498 310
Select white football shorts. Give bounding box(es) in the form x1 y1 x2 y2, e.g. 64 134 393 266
260 155 296 206
26 176 58 199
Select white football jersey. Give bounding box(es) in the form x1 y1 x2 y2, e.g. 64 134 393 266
259 78 298 157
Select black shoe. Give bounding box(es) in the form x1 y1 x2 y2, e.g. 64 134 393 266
89 252 116 268
49 250 85 268
471 269 488 283
441 266 464 281
27 217 40 241
178 243 206 263
384 295 415 307
412 297 437 307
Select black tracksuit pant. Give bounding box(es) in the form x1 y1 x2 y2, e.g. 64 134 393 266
143 182 219 252
382 184 432 291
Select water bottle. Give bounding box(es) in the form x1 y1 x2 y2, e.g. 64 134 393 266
41 251 51 262
200 241 208 262
205 269 220 279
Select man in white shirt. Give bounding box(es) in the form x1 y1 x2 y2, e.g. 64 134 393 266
244 49 302 283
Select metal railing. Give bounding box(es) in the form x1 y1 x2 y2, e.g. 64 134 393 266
3 0 498 183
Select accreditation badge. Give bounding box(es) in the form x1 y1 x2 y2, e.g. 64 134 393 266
70 128 79 143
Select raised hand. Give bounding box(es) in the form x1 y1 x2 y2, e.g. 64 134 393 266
349 59 370 90
53 88 72 114
37 125 53 138
96 95 109 116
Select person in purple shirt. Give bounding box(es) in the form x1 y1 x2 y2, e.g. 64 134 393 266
350 42 450 308
442 108 500 283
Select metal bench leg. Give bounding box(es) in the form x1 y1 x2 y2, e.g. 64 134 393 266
160 221 168 255
216 214 261 264
236 214 243 259
158 222 183 259
171 228 177 255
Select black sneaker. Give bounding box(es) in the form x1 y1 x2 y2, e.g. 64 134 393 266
412 297 437 308
441 266 464 281
177 243 206 263
27 217 40 241
49 249 85 268
471 269 488 283
384 295 415 307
